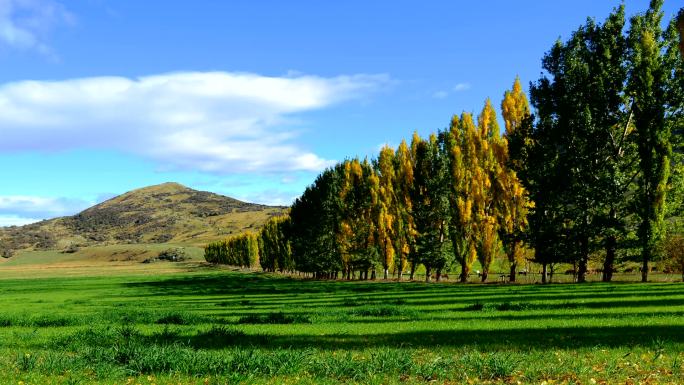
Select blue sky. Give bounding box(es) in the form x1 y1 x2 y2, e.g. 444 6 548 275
0 0 681 226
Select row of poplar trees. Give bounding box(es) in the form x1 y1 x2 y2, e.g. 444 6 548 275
204 216 294 272
207 2 683 283
286 94 529 283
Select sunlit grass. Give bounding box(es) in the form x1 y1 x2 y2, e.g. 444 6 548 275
1 269 683 384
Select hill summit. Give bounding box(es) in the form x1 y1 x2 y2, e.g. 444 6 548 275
0 183 286 253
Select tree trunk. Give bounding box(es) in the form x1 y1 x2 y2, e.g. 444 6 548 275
541 263 548 284
371 269 376 280
409 262 416 280
425 266 431 283
507 240 520 282
577 236 589 283
435 268 442 282
383 268 389 280
642 253 649 282
481 270 488 283
460 262 469 283
603 234 616 282
509 262 517 283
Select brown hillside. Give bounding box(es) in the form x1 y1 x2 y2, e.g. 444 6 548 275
0 182 286 253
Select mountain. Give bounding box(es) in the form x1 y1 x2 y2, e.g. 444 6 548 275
0 182 287 254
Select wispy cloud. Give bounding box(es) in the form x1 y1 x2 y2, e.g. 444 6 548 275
0 0 73 56
432 82 471 99
0 195 92 226
0 71 389 173
0 215 41 226
453 83 471 92
235 189 300 207
432 90 449 99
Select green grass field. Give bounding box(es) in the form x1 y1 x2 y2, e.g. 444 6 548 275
1 265 683 384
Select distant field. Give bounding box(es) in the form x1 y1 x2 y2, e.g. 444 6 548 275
0 244 205 278
0 266 683 385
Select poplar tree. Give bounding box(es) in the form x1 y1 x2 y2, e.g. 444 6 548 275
289 165 344 277
500 77 532 282
627 0 675 281
473 99 503 282
446 114 474 282
678 8 684 56
411 134 450 282
375 146 398 279
444 113 475 282
393 140 415 280
258 215 293 272
339 158 379 279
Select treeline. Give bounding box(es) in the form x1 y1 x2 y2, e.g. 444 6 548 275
205 2 683 283
204 216 296 272
204 233 259 268
285 98 528 282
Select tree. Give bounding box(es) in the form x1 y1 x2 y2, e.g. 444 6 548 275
677 8 684 56
393 140 415 280
339 158 380 279
411 133 450 282
499 77 532 282
258 215 293 273
529 6 635 283
473 99 504 282
627 0 675 281
290 165 345 277
375 146 398 279
445 113 477 283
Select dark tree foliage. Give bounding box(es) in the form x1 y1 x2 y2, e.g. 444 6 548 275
627 0 682 281
411 134 451 282
288 165 345 277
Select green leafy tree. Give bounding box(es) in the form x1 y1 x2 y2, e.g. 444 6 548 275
411 134 450 282
393 140 415 280
627 0 677 281
289 165 345 277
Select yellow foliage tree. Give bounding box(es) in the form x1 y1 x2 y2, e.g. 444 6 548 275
376 146 397 279
499 77 532 282
393 140 415 279
473 99 502 282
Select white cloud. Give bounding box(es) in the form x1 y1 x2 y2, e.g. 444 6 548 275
235 189 300 207
0 195 91 226
432 83 470 99
0 0 73 55
453 83 471 92
0 215 41 226
432 90 448 99
376 142 395 152
0 71 388 173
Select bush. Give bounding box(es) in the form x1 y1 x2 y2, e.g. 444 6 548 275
158 247 188 262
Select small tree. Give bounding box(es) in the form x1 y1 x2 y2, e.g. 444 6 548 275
662 233 684 281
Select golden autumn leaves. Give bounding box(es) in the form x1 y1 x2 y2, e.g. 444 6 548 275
333 78 532 282
206 78 533 282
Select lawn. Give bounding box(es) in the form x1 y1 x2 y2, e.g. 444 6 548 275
1 265 683 384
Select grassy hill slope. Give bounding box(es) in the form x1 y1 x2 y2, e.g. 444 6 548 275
0 182 286 255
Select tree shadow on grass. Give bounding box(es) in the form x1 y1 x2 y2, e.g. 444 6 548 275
125 273 684 300
164 324 684 351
